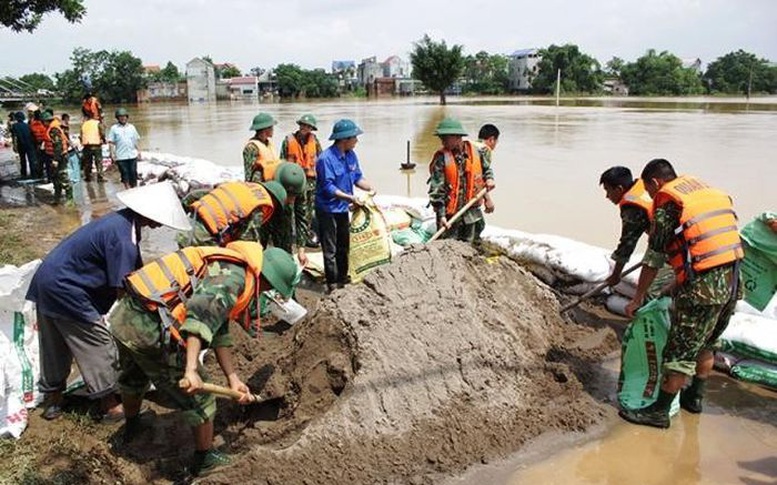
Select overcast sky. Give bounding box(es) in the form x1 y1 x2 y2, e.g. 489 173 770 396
2 0 776 77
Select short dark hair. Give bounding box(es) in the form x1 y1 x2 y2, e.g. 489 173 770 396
641 158 677 181
478 124 500 140
61 113 70 121
599 166 633 188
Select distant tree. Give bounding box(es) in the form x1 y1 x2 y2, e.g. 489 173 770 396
410 34 465 105
0 0 86 32
531 44 604 94
274 64 338 98
219 64 242 79
704 50 777 95
155 61 182 83
250 67 266 77
19 73 56 91
621 49 704 95
56 47 146 103
462 51 510 95
604 57 625 78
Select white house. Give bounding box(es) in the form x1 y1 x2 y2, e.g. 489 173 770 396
186 57 216 102
508 48 541 92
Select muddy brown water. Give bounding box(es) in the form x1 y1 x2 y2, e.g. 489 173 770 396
1 96 775 484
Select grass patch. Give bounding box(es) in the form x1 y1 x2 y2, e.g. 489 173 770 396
0 210 40 266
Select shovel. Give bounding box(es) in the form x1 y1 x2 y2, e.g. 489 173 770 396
559 262 643 312
428 187 489 243
178 378 270 404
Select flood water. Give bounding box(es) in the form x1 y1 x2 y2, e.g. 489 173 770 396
126 95 777 249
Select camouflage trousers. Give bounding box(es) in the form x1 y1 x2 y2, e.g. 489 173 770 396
52 156 72 201
260 208 294 253
663 268 741 376
110 298 216 426
438 217 485 243
292 177 316 246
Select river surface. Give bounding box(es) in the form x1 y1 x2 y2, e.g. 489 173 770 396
123 95 777 249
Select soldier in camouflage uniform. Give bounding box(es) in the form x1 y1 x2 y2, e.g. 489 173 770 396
243 112 279 184
109 245 297 477
175 181 287 248
280 114 323 248
41 111 73 205
622 159 743 429
427 118 495 242
258 162 310 267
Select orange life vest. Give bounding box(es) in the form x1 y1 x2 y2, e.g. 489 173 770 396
125 241 264 345
619 179 654 224
247 139 281 181
44 119 69 156
653 175 743 284
285 133 319 177
429 141 485 216
82 96 101 119
30 119 49 146
190 182 275 243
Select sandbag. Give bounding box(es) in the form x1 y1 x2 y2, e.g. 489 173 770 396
66 149 81 183
739 213 777 314
718 312 777 363
730 359 777 390
348 201 392 282
617 297 679 414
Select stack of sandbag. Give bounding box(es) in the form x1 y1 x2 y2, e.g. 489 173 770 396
716 212 777 389
137 152 242 195
0 261 42 439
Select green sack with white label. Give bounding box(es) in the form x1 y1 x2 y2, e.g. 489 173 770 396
618 296 679 414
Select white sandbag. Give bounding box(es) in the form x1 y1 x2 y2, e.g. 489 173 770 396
0 260 40 311
719 312 777 363
373 195 435 221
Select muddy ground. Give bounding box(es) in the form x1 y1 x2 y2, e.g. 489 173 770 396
0 173 626 485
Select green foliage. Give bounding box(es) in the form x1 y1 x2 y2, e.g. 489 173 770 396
219 65 242 79
532 44 604 94
147 61 183 83
620 49 704 95
703 50 777 95
55 47 146 104
462 51 510 95
0 0 85 32
274 64 339 98
605 57 625 78
19 72 56 91
410 34 465 105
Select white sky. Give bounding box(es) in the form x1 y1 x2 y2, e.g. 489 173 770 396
1 0 776 77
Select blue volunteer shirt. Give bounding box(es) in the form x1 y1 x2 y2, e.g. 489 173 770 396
315 145 364 213
26 209 142 323
108 122 140 160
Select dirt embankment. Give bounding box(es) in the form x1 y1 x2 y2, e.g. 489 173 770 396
208 242 619 485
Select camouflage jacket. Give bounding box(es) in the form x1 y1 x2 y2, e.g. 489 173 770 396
611 205 650 263
427 143 494 224
50 127 67 161
243 138 272 183
279 132 323 167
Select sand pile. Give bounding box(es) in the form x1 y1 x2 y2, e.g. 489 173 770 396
208 241 618 485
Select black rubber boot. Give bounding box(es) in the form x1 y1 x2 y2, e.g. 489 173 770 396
619 390 676 429
680 376 707 414
190 448 231 477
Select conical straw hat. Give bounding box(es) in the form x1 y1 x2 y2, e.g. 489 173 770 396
116 181 191 231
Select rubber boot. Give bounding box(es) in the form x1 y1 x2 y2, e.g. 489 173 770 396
619 389 675 429
680 376 707 414
190 448 231 477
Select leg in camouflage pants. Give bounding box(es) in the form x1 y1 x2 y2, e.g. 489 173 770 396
81 145 104 182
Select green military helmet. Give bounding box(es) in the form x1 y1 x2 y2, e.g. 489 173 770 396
274 162 305 196
250 112 277 131
329 118 363 140
262 180 287 209
434 117 468 136
115 107 129 118
296 114 318 130
40 111 54 122
261 247 297 298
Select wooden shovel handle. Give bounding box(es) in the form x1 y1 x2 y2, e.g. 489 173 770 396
178 378 255 402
